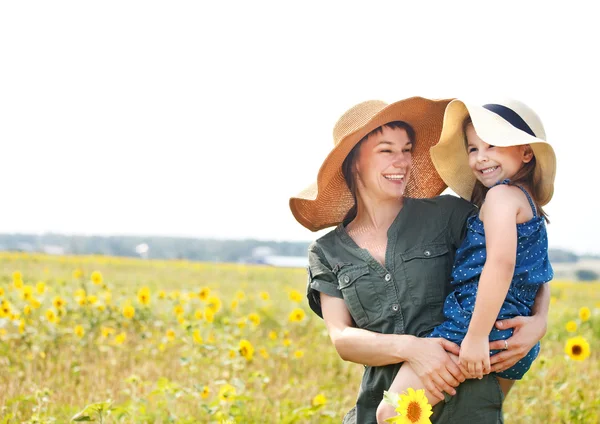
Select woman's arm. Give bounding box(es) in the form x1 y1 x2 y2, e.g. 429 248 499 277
489 283 550 372
321 293 465 400
460 185 519 378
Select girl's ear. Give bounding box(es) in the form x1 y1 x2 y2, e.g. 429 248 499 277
522 144 534 163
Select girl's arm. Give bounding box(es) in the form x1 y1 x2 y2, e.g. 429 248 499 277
459 185 520 378
320 292 465 401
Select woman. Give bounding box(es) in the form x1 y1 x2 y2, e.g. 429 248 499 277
289 97 549 423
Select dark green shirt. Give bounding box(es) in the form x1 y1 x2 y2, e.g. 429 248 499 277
307 195 504 424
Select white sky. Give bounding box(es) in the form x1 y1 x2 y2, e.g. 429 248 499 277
1 1 598 254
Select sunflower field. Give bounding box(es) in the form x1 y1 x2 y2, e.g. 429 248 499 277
0 252 598 423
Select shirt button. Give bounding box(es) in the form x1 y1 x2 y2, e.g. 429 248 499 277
384 273 392 281
424 250 431 257
342 275 350 283
391 304 399 312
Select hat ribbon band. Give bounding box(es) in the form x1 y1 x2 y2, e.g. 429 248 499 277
482 104 537 137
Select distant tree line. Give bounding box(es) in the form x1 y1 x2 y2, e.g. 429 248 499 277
0 233 597 265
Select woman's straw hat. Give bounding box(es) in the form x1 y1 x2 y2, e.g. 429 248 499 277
290 97 451 232
430 99 556 205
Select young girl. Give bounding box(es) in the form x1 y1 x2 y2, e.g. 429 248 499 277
376 98 556 423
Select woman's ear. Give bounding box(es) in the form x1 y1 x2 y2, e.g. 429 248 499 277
522 144 534 163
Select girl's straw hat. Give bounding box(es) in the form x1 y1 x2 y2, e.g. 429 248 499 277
430 99 556 206
290 97 451 232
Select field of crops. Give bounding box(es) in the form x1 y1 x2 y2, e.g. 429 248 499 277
0 252 598 423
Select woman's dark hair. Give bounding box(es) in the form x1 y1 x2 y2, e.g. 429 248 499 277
341 121 416 225
463 118 549 222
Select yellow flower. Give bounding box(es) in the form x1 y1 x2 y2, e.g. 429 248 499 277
45 309 56 323
259 348 269 359
312 393 327 407
229 349 236 359
137 287 151 306
87 295 98 305
72 269 83 279
36 281 46 294
114 332 127 345
0 287 4 298
74 325 85 338
259 291 270 301
289 289 303 303
23 305 31 316
201 385 210 399
248 313 260 326
199 287 210 301
177 316 186 325
237 317 247 329
565 321 577 333
97 304 106 312
268 331 277 340
195 309 204 320
13 271 23 289
90 271 103 285
235 290 246 301
239 339 255 361
193 330 203 344
204 308 215 323
78 297 87 306
21 286 34 301
173 304 185 316
74 288 86 299
218 384 236 402
550 296 558 306
388 388 433 424
158 290 166 299
282 338 291 347
1 301 11 317
18 320 25 334
293 350 304 359
101 327 116 338
123 305 135 319
52 296 66 310
29 298 41 309
565 336 591 361
230 299 239 311
166 329 176 342
579 306 591 322
169 290 181 300
206 295 222 314
289 308 306 322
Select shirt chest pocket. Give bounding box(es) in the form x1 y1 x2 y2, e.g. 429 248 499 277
401 244 451 306
336 264 382 328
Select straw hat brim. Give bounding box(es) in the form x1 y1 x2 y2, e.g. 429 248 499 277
290 97 452 232
430 100 556 205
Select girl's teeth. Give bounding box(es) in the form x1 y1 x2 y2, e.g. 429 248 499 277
385 175 404 180
482 166 498 174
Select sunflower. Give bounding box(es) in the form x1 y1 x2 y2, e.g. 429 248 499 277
123 305 135 319
90 271 103 285
193 330 203 344
579 307 591 322
259 291 270 301
289 308 306 322
239 339 255 361
198 287 210 301
201 385 210 399
312 393 327 407
565 336 591 361
137 287 151 306
565 321 577 333
218 384 236 402
289 290 303 303
74 325 85 338
248 313 261 326
386 388 433 424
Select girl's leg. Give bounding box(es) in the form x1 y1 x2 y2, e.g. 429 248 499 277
496 377 515 398
375 363 442 424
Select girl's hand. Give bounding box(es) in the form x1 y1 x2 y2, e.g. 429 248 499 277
489 315 545 373
459 333 491 379
405 337 466 401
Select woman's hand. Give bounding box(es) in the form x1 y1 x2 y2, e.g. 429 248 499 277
459 332 491 379
489 315 546 373
405 337 466 402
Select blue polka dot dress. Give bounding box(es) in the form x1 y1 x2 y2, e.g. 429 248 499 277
429 180 553 380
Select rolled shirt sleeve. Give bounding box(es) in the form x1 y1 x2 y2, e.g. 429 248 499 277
306 242 342 318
